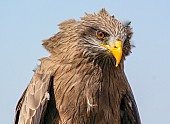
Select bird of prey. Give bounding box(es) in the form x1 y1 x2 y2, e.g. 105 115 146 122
15 9 141 124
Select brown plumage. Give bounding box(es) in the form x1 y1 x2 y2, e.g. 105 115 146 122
15 9 141 124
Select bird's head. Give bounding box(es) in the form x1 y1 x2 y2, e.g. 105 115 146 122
43 9 133 67
78 9 133 67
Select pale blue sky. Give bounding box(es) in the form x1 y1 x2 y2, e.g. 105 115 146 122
0 1 170 124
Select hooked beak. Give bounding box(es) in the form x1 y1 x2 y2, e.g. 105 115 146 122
100 40 122 67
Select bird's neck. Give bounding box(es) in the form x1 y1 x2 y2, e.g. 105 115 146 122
98 58 125 78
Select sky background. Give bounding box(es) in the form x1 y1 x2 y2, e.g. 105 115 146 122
0 0 170 124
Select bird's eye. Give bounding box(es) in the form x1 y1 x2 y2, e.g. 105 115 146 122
96 31 105 39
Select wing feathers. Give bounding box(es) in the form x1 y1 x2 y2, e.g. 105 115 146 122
120 91 141 124
14 72 52 124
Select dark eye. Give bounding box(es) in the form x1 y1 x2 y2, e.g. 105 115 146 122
96 31 105 39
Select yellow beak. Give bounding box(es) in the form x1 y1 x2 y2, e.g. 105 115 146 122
100 40 122 67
